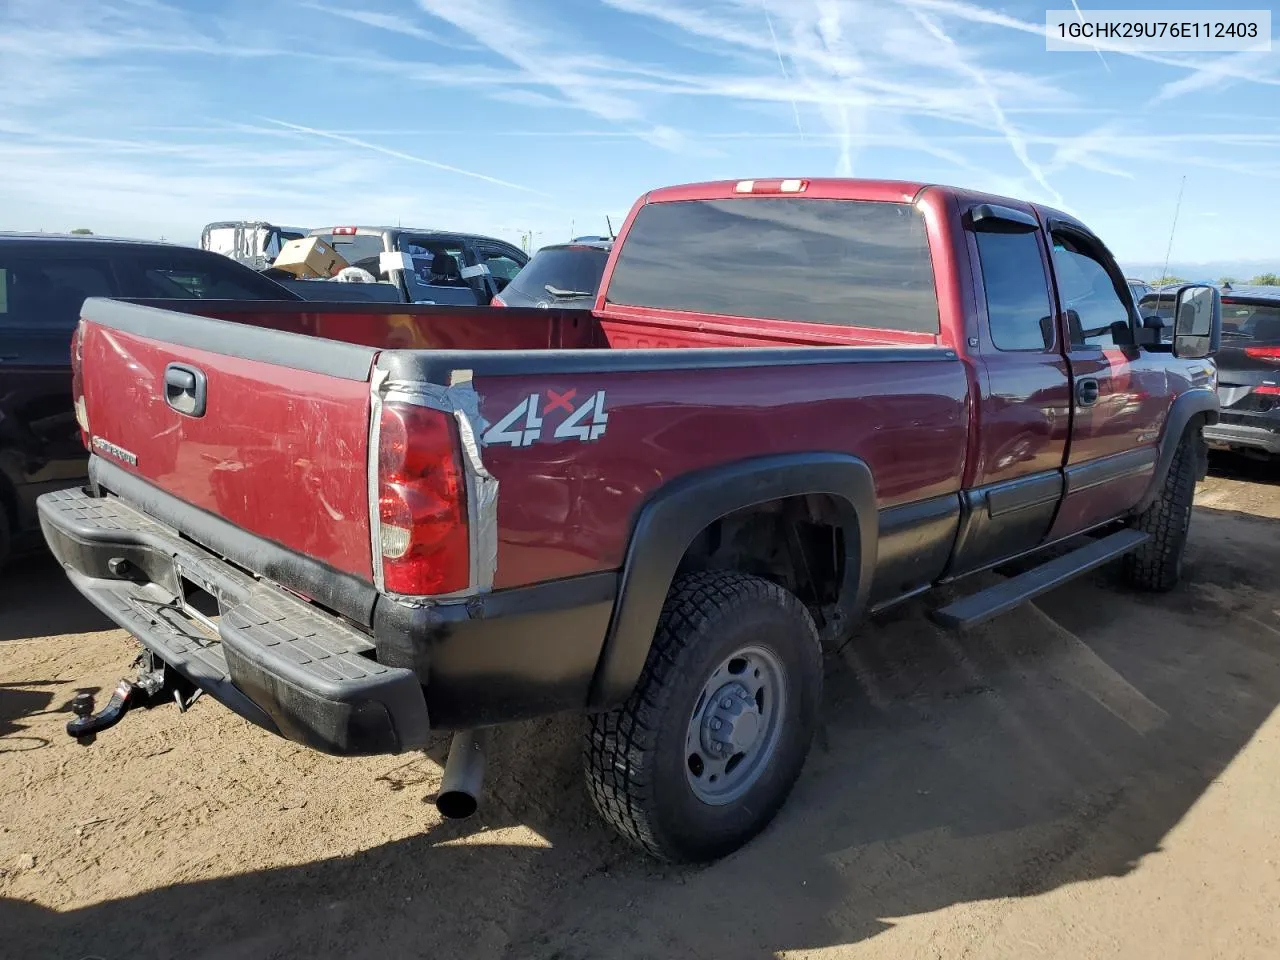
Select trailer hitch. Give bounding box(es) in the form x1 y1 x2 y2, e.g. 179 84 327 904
66 652 168 741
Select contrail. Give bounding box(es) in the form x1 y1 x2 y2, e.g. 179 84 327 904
762 0 805 138
261 118 549 195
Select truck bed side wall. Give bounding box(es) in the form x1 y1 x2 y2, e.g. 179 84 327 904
112 299 605 352
460 353 971 589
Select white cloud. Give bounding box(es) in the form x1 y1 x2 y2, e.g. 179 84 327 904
414 0 694 151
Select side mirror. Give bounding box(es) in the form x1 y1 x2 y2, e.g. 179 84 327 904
1171 284 1221 360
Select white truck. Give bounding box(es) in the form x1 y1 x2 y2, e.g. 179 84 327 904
199 221 309 272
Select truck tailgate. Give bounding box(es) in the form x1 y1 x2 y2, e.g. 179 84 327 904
77 300 377 581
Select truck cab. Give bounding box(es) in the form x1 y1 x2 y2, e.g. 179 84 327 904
305 226 528 306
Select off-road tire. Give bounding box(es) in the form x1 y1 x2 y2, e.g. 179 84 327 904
1122 429 1198 592
584 571 823 863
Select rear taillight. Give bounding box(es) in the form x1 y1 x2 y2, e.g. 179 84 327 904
491 295 507 307
1255 384 1280 396
332 226 357 236
71 322 88 447
1245 345 1280 365
376 401 469 595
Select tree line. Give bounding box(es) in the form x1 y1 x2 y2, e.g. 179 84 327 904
1149 273 1279 287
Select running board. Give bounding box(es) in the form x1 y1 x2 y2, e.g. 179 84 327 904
931 528 1150 630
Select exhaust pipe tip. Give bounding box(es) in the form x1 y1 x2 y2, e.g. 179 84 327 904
435 789 479 820
435 728 488 820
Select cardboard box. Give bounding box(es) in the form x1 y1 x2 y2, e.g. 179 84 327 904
271 237 349 279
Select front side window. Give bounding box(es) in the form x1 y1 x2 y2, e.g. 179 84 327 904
132 255 290 300
604 198 939 333
0 256 114 329
399 240 480 304
477 247 525 283
974 231 1054 351
1051 235 1131 348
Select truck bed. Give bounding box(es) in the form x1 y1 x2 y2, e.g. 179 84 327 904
75 297 968 596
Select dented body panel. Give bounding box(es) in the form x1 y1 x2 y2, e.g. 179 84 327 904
79 318 376 580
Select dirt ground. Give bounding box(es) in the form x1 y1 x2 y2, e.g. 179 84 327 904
2 454 1279 960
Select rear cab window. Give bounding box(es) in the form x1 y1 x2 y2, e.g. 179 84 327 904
311 232 387 275
603 198 939 333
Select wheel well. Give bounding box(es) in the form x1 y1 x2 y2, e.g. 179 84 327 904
674 495 845 623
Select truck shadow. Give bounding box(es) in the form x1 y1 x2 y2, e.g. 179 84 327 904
1208 449 1280 486
0 554 114 643
3 504 1278 958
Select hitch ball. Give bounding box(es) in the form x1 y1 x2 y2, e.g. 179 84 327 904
71 692 96 718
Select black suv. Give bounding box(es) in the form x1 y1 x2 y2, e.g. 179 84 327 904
493 241 612 309
1206 286 1280 457
0 234 300 562
1140 284 1280 458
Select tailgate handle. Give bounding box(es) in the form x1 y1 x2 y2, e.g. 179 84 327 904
164 363 207 417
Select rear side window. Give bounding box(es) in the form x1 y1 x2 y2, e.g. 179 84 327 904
0 256 114 330
604 198 939 332
974 231 1054 351
508 247 610 300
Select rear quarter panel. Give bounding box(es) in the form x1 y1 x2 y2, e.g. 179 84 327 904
472 357 970 588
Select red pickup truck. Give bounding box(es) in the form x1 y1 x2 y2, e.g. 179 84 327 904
41 178 1221 863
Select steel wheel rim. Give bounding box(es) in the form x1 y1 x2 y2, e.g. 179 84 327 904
684 644 787 806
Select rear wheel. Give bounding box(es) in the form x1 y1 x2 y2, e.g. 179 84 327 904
1122 429 1198 592
584 571 823 863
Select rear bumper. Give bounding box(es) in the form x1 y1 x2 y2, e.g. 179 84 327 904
1204 420 1280 455
38 487 431 755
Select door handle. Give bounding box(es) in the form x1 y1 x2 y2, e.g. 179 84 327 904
163 363 207 417
1076 377 1100 407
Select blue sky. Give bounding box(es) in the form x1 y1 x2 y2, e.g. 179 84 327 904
1 0 1278 265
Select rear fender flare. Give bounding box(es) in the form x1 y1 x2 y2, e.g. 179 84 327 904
585 453 878 709
1135 387 1219 513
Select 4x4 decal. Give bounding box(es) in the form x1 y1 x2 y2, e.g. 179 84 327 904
483 390 609 448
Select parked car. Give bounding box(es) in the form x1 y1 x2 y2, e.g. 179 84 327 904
0 233 302 563
1200 286 1279 458
282 226 528 305
200 221 309 272
1137 285 1279 458
1126 277 1153 309
42 178 1220 863
492 241 612 309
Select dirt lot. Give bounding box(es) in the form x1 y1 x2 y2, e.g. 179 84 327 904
3 455 1279 960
